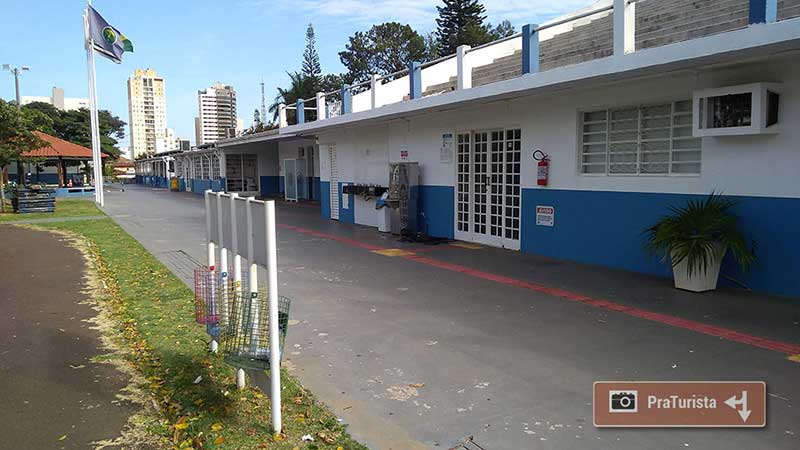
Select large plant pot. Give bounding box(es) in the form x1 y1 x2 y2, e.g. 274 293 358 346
671 244 726 292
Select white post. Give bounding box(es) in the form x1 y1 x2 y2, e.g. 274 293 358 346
216 192 229 331
245 197 260 357
456 45 472 90
613 0 636 56
83 8 103 206
315 92 326 120
278 103 287 128
230 193 242 300
236 368 246 389
370 74 379 109
204 190 218 352
265 200 281 433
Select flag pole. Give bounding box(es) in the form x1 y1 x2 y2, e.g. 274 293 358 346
84 2 104 207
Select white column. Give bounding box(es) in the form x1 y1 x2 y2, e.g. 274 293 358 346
216 192 228 332
229 193 242 299
613 0 636 56
370 74 380 109
315 92 326 120
278 103 287 128
457 45 472 90
265 200 282 433
204 190 218 353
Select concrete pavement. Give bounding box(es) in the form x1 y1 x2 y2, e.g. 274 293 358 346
100 186 800 450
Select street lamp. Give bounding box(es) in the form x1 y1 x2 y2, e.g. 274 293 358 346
3 64 30 111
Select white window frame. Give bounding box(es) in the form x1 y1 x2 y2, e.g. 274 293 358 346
578 99 702 177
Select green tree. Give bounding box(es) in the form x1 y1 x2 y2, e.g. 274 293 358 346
423 32 441 62
339 22 429 84
302 23 322 82
488 20 515 39
22 102 125 159
435 0 492 55
0 99 49 212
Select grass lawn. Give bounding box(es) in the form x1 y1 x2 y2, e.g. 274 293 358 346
35 218 368 450
0 198 102 223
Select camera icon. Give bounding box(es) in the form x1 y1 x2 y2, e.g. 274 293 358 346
609 390 638 413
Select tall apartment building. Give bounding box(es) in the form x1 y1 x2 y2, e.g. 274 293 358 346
195 82 238 145
21 87 90 111
127 68 168 158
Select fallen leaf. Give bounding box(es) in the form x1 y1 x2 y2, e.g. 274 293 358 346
408 383 425 388
211 422 223 432
174 422 189 431
58 435 67 441
213 436 225 445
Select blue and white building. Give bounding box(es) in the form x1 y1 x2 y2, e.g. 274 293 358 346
134 130 319 198
269 0 800 296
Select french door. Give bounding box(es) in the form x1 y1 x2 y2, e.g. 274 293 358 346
455 129 521 250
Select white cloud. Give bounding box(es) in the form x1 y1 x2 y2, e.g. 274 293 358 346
250 0 594 30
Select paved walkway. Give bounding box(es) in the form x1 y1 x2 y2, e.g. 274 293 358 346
0 226 133 449
101 186 800 450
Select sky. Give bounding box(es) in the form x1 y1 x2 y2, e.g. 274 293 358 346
0 0 589 154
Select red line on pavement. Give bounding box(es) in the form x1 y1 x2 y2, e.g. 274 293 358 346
279 224 800 355
278 224 384 251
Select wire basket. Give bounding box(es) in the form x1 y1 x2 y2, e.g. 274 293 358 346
222 291 291 370
193 267 248 339
193 268 214 324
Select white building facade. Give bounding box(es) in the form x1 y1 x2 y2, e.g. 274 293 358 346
127 68 168 158
195 83 239 145
277 0 800 296
22 87 90 111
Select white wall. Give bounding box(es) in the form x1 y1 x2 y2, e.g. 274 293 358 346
317 54 800 228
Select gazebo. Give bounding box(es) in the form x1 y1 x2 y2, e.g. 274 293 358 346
11 131 108 187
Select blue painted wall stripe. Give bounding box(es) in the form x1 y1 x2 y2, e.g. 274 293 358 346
259 176 281 197
520 188 800 297
338 182 355 223
418 185 455 239
320 181 331 219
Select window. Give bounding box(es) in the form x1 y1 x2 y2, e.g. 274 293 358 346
580 100 701 175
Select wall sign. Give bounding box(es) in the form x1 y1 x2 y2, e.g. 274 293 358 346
400 149 409 160
536 205 555 227
440 133 454 163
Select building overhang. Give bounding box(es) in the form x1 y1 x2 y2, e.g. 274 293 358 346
280 18 800 136
215 130 309 149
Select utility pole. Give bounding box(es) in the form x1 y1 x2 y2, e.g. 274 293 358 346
2 64 30 110
260 77 266 125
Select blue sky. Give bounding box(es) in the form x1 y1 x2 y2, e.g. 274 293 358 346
0 0 587 153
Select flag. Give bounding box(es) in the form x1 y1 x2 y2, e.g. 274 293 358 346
87 6 133 64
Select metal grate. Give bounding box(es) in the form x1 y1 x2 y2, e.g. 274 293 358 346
222 292 291 370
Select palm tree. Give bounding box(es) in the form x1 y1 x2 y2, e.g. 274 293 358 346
269 72 319 123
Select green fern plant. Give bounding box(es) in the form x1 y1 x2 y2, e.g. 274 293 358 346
646 193 755 277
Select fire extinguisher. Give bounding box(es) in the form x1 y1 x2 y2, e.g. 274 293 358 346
533 149 549 186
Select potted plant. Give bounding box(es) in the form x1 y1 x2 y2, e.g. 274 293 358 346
646 193 755 292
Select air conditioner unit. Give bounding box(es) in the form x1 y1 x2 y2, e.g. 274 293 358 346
692 83 780 137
